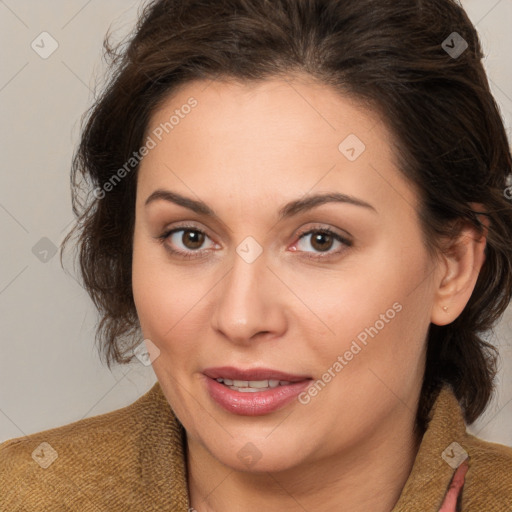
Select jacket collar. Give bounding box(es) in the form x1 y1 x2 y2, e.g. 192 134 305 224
139 382 189 510
391 385 468 511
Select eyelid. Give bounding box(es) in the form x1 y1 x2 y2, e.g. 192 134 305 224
294 223 353 242
159 221 216 242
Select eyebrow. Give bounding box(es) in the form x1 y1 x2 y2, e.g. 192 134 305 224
144 189 377 220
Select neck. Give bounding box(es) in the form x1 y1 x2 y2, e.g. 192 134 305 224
186 409 423 512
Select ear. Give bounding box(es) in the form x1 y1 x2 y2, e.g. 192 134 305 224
431 203 489 326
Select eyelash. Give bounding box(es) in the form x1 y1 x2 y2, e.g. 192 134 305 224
156 224 353 261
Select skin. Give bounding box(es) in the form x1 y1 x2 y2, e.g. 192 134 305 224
131 75 487 512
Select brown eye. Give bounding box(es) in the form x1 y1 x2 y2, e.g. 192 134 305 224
180 229 205 250
158 226 217 259
309 232 335 252
294 227 352 259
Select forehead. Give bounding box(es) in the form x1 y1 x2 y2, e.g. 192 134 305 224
145 77 381 152
137 77 418 217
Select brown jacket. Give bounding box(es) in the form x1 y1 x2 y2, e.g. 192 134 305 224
1 382 511 511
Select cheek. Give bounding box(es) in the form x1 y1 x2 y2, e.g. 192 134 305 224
132 229 179 343
131 229 213 365
132 241 166 337
308 234 430 381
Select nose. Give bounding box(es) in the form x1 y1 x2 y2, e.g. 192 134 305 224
210 247 287 345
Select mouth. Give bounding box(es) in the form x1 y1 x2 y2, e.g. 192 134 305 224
202 366 313 416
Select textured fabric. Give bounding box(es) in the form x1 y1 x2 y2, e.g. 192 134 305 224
1 382 511 511
391 386 512 511
0 383 189 511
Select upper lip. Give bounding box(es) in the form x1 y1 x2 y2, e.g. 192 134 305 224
203 366 311 382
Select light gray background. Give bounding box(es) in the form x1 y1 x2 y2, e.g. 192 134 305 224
1 0 511 445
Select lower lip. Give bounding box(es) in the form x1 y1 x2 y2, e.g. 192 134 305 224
204 377 311 416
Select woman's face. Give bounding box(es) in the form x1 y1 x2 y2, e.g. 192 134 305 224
132 77 438 472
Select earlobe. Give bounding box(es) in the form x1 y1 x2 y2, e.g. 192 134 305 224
431 206 489 326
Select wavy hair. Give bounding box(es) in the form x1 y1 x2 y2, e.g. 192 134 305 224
62 0 512 429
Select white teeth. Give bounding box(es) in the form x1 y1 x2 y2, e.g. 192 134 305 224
216 377 293 390
249 380 269 388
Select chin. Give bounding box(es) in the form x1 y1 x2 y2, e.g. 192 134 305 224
198 430 313 474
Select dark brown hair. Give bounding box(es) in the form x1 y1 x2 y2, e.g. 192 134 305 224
63 0 512 428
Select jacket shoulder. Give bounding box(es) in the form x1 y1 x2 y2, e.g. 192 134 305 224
462 432 512 510
0 385 158 511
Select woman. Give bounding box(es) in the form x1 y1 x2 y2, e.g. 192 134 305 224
1 0 511 510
